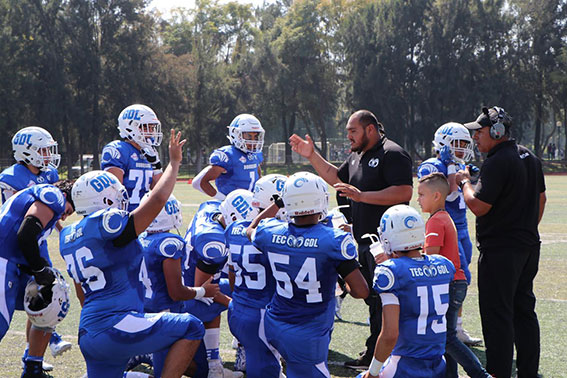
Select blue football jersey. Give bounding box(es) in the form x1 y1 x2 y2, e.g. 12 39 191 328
226 220 277 309
183 201 227 287
0 184 66 265
418 158 467 228
59 208 144 335
209 145 263 195
139 232 186 313
0 163 59 204
253 218 358 324
100 140 153 211
373 254 456 359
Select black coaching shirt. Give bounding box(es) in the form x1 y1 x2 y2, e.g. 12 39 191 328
337 137 413 244
474 140 545 249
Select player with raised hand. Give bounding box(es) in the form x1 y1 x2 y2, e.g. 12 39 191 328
357 205 455 378
192 114 264 200
0 180 75 378
59 130 206 378
225 175 287 378
417 122 481 345
249 172 369 378
101 104 164 212
183 189 258 378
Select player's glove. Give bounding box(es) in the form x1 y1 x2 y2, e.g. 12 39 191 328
32 266 56 286
272 194 285 209
467 164 480 182
196 297 214 306
142 147 162 171
439 145 455 166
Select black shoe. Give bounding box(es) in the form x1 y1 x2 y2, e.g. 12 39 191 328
344 354 371 370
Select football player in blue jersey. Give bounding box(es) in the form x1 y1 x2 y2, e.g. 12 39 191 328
0 180 75 378
59 130 206 378
357 205 455 378
134 193 219 377
101 104 164 212
0 126 74 370
192 114 264 200
225 174 287 378
250 172 369 378
183 189 257 378
417 122 482 346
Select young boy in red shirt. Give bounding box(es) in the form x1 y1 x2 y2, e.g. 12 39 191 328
418 172 490 378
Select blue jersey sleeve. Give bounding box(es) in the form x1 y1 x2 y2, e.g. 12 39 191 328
334 231 358 262
194 233 227 266
373 260 401 296
100 141 128 172
45 167 59 183
32 185 66 217
209 148 232 172
155 235 186 259
93 208 130 240
417 158 446 179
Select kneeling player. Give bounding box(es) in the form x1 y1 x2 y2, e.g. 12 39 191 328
60 130 204 378
250 172 369 378
357 205 455 378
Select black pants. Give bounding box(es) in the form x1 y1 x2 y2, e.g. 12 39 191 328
478 244 540 378
358 243 382 357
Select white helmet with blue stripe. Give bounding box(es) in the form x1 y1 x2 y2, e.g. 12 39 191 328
282 172 328 220
72 170 129 216
227 114 265 153
379 205 425 255
220 189 259 226
141 193 183 233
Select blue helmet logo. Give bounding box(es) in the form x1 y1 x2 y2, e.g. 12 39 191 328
404 216 418 229
293 177 308 188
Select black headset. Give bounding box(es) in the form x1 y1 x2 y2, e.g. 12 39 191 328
484 106 507 140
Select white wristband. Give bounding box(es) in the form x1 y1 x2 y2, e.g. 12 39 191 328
213 191 226 201
447 164 457 175
153 168 163 176
194 287 205 299
368 356 383 376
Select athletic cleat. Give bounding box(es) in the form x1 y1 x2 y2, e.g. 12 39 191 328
125 354 153 371
22 350 54 372
234 345 246 372
344 354 371 370
21 360 55 378
334 295 344 321
207 361 244 378
49 332 72 358
457 328 483 346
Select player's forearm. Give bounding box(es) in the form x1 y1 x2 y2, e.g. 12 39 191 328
308 152 340 185
461 183 490 216
375 332 397 363
358 185 412 206
214 292 231 307
149 171 163 189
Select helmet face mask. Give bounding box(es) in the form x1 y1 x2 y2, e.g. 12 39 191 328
24 268 70 329
72 170 129 216
433 122 474 163
379 205 425 255
142 193 183 233
227 114 265 153
12 126 60 171
282 172 329 221
220 189 259 227
118 104 163 150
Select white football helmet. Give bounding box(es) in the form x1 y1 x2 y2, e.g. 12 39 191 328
251 174 287 218
378 205 425 255
12 126 60 171
141 193 183 233
72 170 129 216
433 122 474 162
220 189 259 227
282 172 329 220
118 104 163 149
24 268 70 329
227 114 265 153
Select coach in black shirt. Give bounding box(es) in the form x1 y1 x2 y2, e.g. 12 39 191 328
456 106 546 378
289 109 413 369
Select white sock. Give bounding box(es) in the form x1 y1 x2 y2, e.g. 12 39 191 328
123 372 152 378
204 328 221 362
456 316 463 331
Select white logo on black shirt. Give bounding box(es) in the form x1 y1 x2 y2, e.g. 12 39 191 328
368 158 380 168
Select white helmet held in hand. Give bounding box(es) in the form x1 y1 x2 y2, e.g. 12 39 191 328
378 205 425 255
72 170 129 216
227 114 265 153
24 268 70 328
282 172 328 220
141 192 183 233
118 104 163 149
433 122 474 162
12 126 60 171
220 189 259 226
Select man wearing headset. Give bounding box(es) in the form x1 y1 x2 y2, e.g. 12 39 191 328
456 106 546 378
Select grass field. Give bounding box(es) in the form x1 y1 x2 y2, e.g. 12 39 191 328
1 175 566 377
